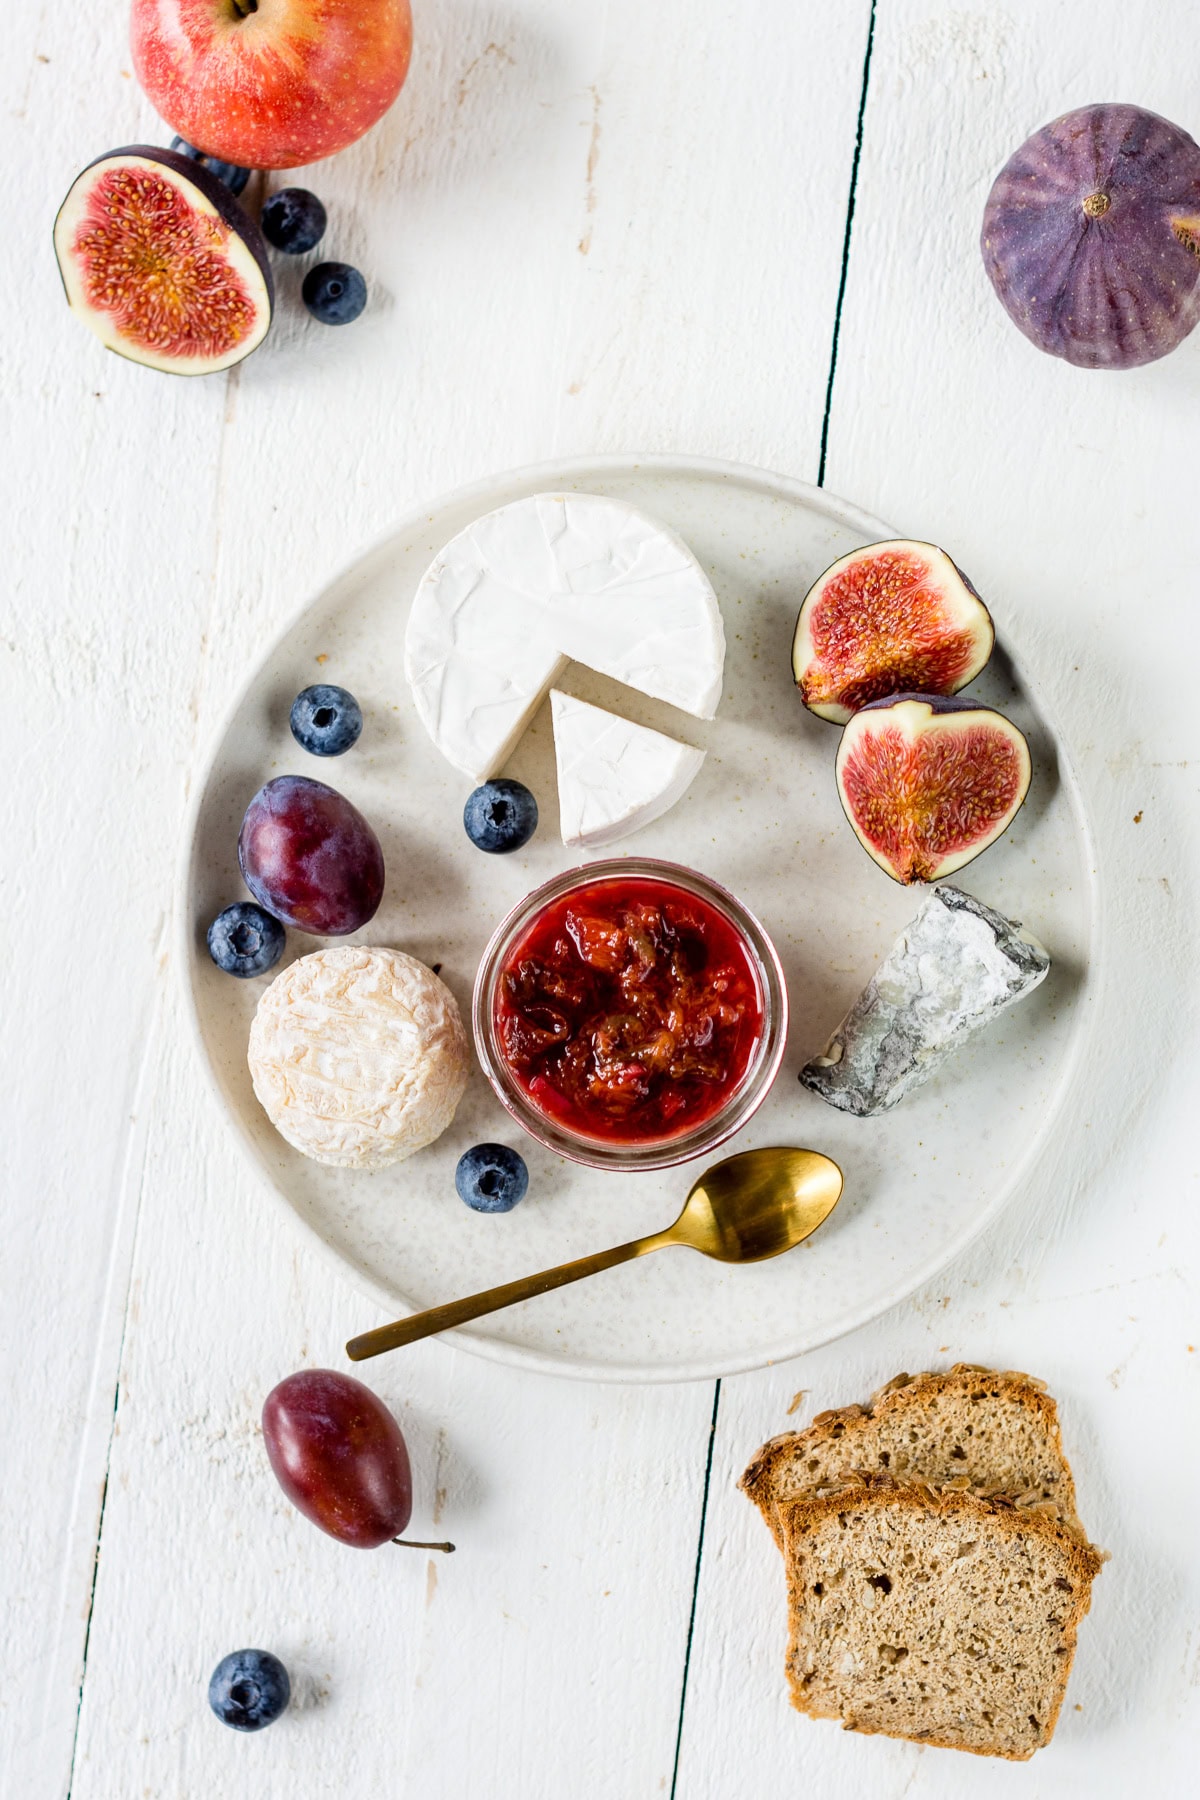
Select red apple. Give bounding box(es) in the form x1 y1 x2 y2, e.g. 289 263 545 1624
130 0 413 171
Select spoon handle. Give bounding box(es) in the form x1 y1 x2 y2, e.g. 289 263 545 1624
345 1231 673 1360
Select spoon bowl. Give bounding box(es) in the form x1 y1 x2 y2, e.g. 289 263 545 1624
346 1145 844 1362
667 1146 845 1263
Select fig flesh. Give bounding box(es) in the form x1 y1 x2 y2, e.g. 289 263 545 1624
792 540 994 724
982 104 1200 369
835 694 1031 885
53 146 273 375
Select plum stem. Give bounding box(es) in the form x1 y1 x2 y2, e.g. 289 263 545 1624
1082 190 1110 218
392 1536 456 1553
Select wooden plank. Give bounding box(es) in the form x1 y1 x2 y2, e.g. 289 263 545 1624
0 1 875 1794
1 4 236 1788
679 2 1200 1791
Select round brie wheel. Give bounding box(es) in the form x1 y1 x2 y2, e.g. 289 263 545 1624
404 491 726 783
248 947 470 1171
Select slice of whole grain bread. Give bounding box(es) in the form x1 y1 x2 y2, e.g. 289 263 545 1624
741 1365 1081 1542
778 1476 1103 1760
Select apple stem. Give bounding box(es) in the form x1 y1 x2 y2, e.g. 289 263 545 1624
232 0 259 17
392 1536 456 1553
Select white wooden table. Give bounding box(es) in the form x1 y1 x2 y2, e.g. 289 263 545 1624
6 2 1200 1793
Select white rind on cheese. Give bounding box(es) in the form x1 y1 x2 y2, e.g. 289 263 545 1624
550 690 706 848
248 947 470 1170
404 492 725 781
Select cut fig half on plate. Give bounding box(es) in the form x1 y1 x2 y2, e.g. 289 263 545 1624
53 146 273 375
792 540 994 725
835 693 1031 884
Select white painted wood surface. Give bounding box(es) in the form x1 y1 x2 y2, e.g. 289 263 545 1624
3 1 1198 1795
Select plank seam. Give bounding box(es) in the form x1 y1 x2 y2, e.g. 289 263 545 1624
817 0 878 488
64 1392 118 1800
668 1378 721 1799
672 19 876 1783
62 997 164 1799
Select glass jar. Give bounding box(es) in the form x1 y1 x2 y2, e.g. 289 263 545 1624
472 857 788 1172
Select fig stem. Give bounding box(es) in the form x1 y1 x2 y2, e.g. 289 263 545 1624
392 1536 456 1553
1082 190 1110 218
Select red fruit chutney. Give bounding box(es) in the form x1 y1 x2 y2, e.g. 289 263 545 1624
494 876 764 1144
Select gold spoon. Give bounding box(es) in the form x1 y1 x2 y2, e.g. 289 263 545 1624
345 1146 843 1362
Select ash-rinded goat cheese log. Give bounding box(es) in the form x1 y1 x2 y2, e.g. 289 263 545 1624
800 886 1049 1116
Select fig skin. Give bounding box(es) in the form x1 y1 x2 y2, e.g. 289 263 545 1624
835 693 1032 885
53 145 273 376
982 104 1200 369
792 539 994 724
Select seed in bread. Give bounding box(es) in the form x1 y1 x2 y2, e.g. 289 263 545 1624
248 946 470 1170
778 1477 1103 1759
740 1364 1081 1542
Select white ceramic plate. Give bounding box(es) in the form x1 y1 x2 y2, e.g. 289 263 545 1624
182 455 1096 1382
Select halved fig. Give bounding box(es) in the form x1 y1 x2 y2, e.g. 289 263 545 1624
835 694 1031 884
53 146 273 375
793 540 994 724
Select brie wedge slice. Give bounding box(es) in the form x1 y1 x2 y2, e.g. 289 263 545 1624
404 492 725 781
550 690 706 848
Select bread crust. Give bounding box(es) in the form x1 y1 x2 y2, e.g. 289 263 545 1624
778 1477 1104 1760
740 1364 1081 1542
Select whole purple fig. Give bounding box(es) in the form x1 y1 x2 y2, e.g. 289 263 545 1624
981 104 1200 369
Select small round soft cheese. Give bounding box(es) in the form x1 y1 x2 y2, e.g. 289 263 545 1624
248 947 470 1170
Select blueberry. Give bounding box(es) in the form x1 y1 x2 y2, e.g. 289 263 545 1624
463 780 538 854
208 1648 290 1731
302 261 367 326
207 902 285 978
261 187 327 255
170 136 252 196
456 1144 529 1213
289 684 363 757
